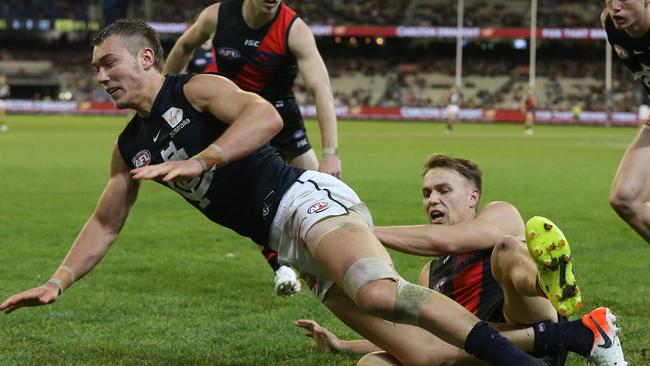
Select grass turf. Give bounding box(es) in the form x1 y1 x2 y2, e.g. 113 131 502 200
0 115 647 365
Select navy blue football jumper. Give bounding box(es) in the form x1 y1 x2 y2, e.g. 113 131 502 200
117 74 304 247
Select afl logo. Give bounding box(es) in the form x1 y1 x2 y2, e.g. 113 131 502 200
433 276 447 292
132 150 151 168
307 201 329 214
217 47 241 60
613 44 629 59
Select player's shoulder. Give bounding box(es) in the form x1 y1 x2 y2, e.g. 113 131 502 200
182 73 239 106
480 201 522 220
478 201 525 235
184 73 230 91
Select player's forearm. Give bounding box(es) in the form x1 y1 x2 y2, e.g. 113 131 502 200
198 100 282 169
51 215 120 293
375 226 449 256
311 86 338 151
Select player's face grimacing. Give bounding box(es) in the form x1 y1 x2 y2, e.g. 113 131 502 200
421 168 479 226
609 0 647 30
91 36 148 110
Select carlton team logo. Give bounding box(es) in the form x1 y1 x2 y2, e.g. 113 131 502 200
132 150 151 168
307 201 329 214
217 47 241 60
162 107 183 128
613 44 629 59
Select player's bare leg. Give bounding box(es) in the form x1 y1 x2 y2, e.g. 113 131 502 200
491 235 558 325
524 112 534 135
446 113 455 133
306 215 541 365
610 125 650 242
0 103 7 132
323 285 484 366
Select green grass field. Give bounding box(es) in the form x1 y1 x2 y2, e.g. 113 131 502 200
0 115 648 365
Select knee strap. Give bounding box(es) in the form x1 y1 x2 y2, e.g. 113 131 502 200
394 278 433 326
342 257 399 305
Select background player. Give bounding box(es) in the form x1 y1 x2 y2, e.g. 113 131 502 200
0 73 9 132
603 0 650 242
445 85 461 133
164 0 341 178
521 87 536 135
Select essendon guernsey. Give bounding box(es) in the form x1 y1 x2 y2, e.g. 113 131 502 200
429 249 505 322
213 0 299 101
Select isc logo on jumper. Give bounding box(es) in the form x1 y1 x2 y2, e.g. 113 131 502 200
217 47 241 60
132 150 151 168
307 201 329 214
162 107 183 128
244 39 260 47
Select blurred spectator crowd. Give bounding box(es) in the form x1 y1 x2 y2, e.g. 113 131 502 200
1 0 639 113
0 0 605 28
294 54 642 112
0 44 643 113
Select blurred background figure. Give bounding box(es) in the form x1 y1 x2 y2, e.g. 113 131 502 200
521 87 536 135
0 73 9 132
445 84 461 133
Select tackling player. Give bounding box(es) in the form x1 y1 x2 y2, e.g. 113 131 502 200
295 154 625 366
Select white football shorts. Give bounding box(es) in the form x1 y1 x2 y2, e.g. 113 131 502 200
268 170 373 301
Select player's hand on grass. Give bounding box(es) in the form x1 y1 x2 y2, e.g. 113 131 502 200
294 319 342 352
0 283 60 314
130 159 204 182
319 155 341 179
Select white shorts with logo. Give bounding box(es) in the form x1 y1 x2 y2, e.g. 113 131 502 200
268 170 373 301
447 104 459 115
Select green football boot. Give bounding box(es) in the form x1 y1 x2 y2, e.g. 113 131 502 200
525 216 582 317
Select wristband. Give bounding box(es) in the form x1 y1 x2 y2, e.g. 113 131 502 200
191 155 209 172
48 265 77 294
47 278 64 295
322 147 338 157
208 143 229 165
192 143 229 172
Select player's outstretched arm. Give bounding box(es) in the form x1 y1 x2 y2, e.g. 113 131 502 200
164 4 219 75
375 202 525 256
294 319 382 354
1 144 140 314
289 18 341 178
131 74 283 182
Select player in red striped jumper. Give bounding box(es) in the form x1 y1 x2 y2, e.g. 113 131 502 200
295 154 622 366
